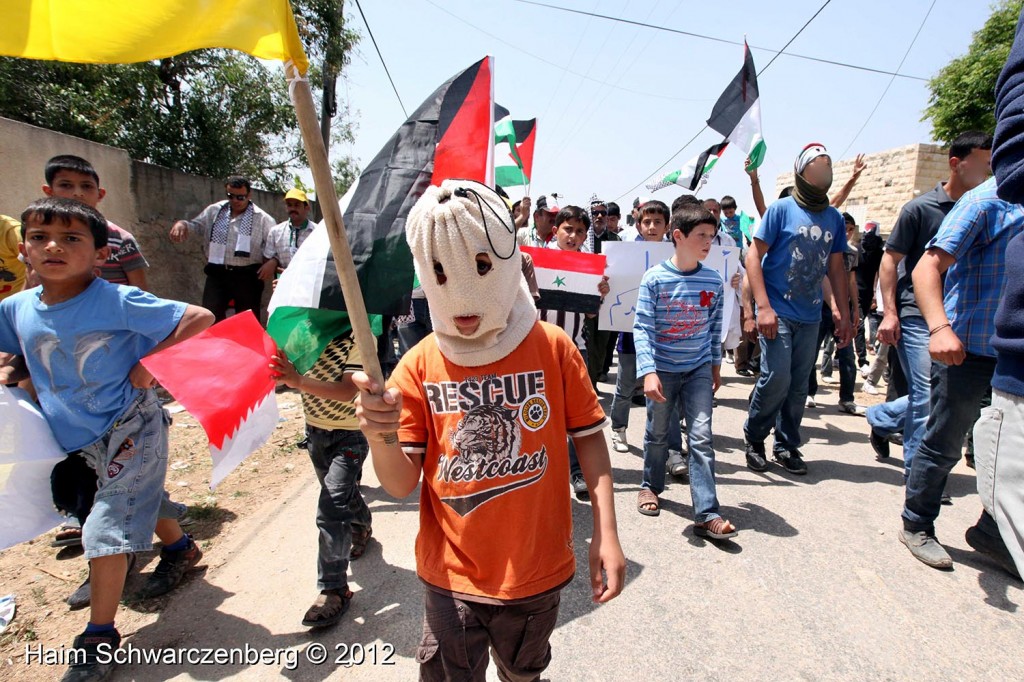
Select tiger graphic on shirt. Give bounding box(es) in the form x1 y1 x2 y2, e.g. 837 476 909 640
426 371 551 516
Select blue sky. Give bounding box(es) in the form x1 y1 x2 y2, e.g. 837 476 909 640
332 0 993 216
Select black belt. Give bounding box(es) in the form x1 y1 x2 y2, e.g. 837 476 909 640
206 263 260 272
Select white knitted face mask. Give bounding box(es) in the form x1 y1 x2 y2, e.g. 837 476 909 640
406 179 537 366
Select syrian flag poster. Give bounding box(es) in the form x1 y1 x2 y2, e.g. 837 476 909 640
141 311 279 489
520 246 607 314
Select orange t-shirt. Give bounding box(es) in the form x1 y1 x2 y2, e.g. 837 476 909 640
389 321 607 601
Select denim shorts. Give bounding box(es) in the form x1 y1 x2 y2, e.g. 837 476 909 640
77 389 184 559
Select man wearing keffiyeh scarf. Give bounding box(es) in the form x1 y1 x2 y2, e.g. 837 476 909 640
169 175 277 322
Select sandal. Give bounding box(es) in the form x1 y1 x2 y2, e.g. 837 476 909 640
301 588 353 628
350 525 372 560
694 517 738 540
51 526 83 548
637 489 660 517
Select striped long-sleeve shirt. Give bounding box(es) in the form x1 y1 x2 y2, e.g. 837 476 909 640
633 260 724 376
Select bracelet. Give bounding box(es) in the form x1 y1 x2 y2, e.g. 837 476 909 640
929 323 951 336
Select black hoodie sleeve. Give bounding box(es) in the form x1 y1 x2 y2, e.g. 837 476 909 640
993 7 1024 204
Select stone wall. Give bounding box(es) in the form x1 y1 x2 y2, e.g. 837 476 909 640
1 116 287 308
774 143 949 233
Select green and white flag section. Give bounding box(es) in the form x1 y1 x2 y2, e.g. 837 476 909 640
267 218 382 374
520 246 607 314
707 41 766 171
646 141 729 193
494 104 536 188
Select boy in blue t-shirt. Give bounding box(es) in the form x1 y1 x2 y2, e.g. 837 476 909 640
633 204 736 539
743 144 852 476
0 197 214 682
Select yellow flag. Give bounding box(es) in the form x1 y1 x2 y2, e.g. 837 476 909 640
1 0 309 74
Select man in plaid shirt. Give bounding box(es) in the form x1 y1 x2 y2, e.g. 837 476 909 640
898 175 1024 570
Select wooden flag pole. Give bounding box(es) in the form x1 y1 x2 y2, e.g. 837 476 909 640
285 64 395 442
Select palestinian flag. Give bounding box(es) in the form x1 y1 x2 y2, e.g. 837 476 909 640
521 246 606 314
267 221 383 373
646 141 728 193
336 56 493 318
707 41 767 171
494 104 536 188
141 312 279 489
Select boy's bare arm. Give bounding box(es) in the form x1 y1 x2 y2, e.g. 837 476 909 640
352 371 423 498
125 268 148 292
0 352 29 384
572 431 626 604
745 239 777 339
269 352 358 402
131 305 215 388
827 254 852 347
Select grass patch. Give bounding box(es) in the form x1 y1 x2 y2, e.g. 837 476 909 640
185 501 221 522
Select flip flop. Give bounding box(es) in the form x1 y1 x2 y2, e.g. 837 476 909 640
637 489 660 517
51 526 83 548
694 518 738 540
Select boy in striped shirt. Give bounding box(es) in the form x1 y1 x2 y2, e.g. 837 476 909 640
633 204 737 540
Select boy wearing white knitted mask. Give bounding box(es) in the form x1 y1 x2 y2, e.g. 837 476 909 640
353 179 625 681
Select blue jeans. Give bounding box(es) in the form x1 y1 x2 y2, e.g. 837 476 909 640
895 316 932 474
610 352 636 431
867 395 909 435
745 317 820 452
609 352 683 452
307 426 372 591
902 354 996 533
78 389 184 559
642 364 721 523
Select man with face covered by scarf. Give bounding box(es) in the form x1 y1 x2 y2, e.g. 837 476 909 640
352 179 625 681
742 144 853 477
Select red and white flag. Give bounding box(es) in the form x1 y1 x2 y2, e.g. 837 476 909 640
142 311 279 489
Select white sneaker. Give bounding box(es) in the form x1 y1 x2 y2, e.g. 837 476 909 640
863 380 879 395
806 397 817 409
610 428 629 453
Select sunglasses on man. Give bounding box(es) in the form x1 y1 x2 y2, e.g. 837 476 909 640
226 192 249 201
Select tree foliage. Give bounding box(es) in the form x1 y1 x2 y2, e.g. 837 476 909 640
923 0 1023 144
0 0 360 192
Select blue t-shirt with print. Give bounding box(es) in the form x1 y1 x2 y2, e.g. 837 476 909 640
754 197 847 323
0 278 186 451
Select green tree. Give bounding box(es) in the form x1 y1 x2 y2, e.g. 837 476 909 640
0 0 359 191
923 0 1023 144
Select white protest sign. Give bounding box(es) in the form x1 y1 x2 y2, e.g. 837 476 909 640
598 241 740 334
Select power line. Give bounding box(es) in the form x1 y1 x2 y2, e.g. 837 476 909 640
421 0 709 102
614 0 833 201
838 0 937 159
514 0 929 82
354 0 408 118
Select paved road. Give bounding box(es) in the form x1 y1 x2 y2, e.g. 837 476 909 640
119 363 1023 681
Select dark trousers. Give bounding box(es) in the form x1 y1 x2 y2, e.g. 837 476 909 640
306 426 371 592
417 588 560 682
808 307 856 403
903 354 996 532
202 263 264 322
583 317 611 385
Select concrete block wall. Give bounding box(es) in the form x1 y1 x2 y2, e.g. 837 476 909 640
0 116 286 308
774 143 950 234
